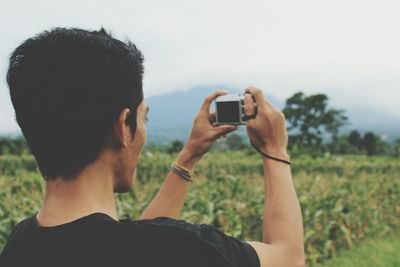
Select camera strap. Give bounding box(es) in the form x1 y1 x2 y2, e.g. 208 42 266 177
250 141 291 165
243 113 257 121
242 94 258 121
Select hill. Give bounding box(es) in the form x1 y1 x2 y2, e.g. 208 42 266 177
145 87 400 144
2 86 399 144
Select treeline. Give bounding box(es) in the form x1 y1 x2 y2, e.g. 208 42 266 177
202 130 400 157
281 92 400 156
1 91 399 157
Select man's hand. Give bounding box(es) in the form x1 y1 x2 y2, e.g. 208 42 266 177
182 90 238 161
139 90 237 220
243 87 289 160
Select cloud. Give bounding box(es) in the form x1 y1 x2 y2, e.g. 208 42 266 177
1 0 399 132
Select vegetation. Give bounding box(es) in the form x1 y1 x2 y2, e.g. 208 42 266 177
312 235 400 267
1 151 399 265
0 136 31 155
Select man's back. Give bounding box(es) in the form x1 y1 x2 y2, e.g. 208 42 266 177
0 213 260 267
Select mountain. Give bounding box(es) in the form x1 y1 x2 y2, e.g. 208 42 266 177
145 87 400 144
2 86 399 144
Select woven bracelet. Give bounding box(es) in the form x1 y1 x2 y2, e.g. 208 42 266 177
170 163 194 182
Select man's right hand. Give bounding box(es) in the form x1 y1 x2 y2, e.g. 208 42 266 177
243 88 305 267
243 87 289 161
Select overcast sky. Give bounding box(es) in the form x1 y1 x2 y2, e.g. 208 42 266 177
1 0 399 133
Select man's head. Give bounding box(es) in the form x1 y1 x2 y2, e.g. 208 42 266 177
7 27 147 192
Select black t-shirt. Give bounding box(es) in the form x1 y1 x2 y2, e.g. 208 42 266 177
0 213 260 267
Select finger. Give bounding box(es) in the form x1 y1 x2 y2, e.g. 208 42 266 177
200 90 229 113
244 94 255 115
209 112 216 123
214 125 238 136
244 87 268 111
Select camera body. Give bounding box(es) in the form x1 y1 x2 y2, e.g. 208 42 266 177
215 93 256 125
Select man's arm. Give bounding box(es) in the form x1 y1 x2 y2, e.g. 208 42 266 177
139 90 237 220
243 87 305 267
138 148 198 220
247 159 305 267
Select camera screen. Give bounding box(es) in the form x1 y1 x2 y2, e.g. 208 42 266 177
216 101 240 123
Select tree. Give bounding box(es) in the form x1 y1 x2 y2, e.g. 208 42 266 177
325 110 349 143
375 135 390 155
283 92 348 151
334 134 354 154
167 140 184 154
362 132 377 156
347 130 361 148
225 134 247 150
393 138 400 157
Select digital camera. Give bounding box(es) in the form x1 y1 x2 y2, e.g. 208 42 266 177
214 93 257 125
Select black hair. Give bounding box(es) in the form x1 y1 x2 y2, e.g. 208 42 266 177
7 27 144 180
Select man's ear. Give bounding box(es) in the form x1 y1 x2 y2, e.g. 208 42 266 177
114 108 132 149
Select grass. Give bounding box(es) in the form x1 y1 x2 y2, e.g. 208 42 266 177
313 234 400 267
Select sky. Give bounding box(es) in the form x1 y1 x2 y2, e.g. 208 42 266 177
1 0 399 133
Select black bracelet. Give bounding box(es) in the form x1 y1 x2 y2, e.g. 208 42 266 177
250 141 291 165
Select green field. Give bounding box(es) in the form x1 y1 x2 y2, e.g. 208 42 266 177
313 235 400 267
0 151 399 266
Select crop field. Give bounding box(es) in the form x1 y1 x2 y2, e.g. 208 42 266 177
0 151 399 265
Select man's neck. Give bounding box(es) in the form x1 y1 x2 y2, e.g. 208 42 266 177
36 165 118 227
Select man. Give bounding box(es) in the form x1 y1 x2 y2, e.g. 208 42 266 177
0 27 305 267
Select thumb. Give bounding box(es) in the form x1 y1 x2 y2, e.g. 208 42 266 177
214 125 238 136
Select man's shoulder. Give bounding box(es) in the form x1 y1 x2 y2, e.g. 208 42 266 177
121 216 235 245
119 216 207 241
123 217 203 232
3 216 33 241
0 216 34 261
120 217 259 267
120 217 236 253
